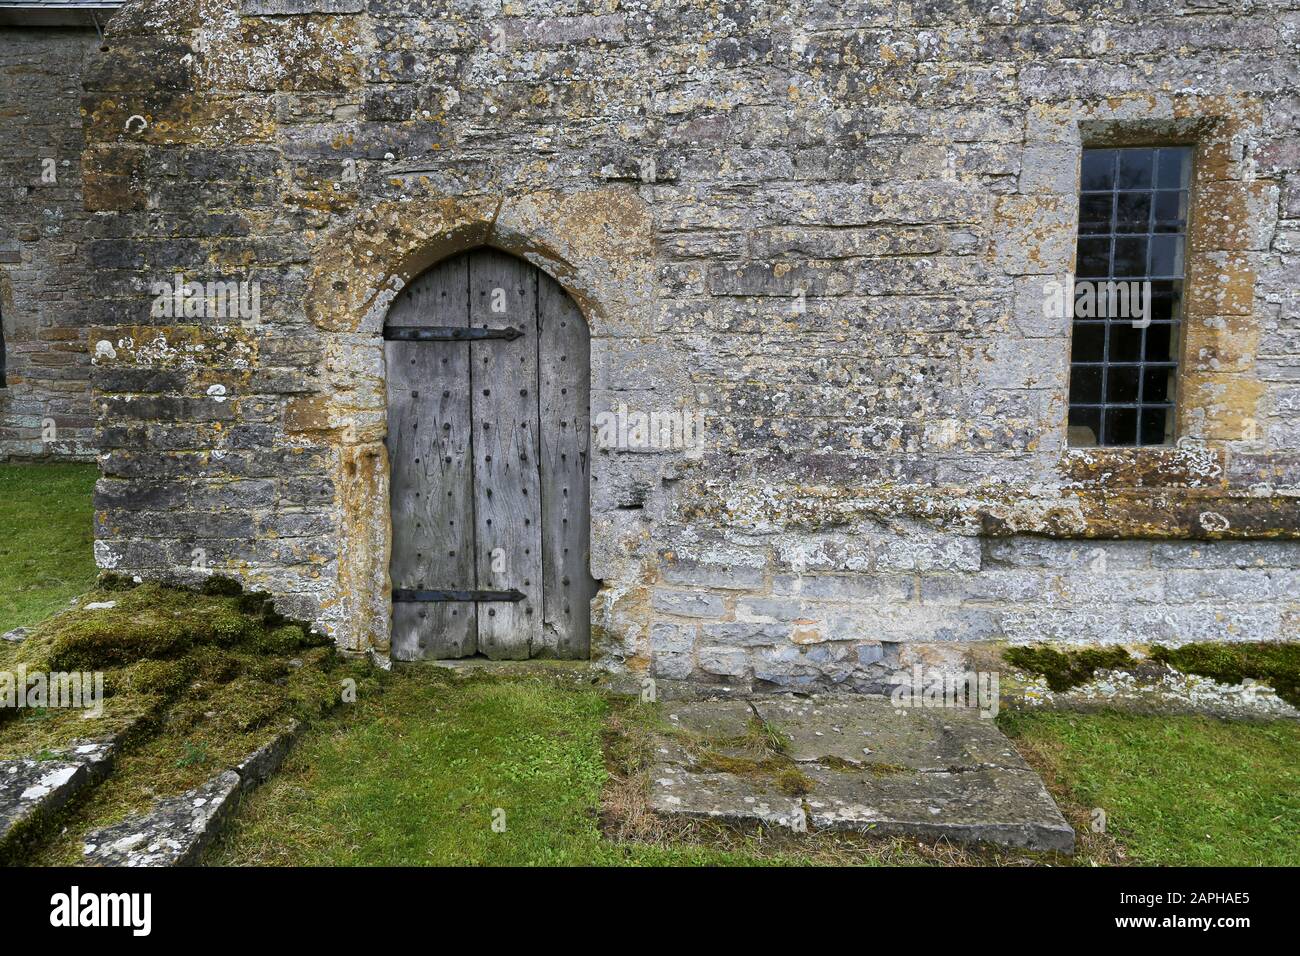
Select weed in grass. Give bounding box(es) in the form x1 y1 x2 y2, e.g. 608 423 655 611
756 718 792 755
775 767 815 796
175 741 209 769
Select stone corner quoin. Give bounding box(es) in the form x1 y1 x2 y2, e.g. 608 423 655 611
1 0 1296 689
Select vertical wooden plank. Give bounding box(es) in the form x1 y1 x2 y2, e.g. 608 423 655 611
386 254 477 659
469 250 543 659
537 272 597 658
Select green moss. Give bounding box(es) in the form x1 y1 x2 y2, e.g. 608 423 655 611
1004 644 1135 692
285 650 347 719
119 657 195 697
864 762 910 777
694 734 816 796
0 578 373 864
253 623 318 655
1150 642 1300 708
1003 640 1300 707
696 752 779 776
165 676 280 736
775 767 814 796
819 755 861 772
200 575 245 597
187 645 242 684
806 753 909 776
13 582 264 672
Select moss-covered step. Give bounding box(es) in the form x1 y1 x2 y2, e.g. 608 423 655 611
81 769 242 867
3 577 374 865
0 738 117 859
81 722 299 867
997 642 1300 719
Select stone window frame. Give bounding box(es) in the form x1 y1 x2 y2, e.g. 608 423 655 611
1021 97 1272 487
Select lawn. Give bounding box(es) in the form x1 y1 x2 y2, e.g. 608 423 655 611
208 664 1300 867
210 666 1014 867
1000 711 1300 866
0 462 98 635
207 668 795 866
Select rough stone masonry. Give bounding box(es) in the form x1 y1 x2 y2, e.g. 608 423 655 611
26 0 1300 686
0 21 103 459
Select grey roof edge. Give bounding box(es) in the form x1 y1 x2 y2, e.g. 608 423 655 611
0 2 122 8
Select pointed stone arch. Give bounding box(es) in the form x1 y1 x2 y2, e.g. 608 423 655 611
297 187 656 657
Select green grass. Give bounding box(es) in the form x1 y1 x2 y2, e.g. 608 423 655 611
209 665 1300 867
207 668 790 866
1000 711 1300 866
0 463 98 635
2 463 1296 867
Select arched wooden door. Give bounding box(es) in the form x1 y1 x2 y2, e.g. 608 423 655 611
385 248 596 660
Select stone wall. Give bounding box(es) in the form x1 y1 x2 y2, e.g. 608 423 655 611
81 0 1300 685
0 26 102 460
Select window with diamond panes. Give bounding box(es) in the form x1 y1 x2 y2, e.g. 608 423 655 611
1068 146 1192 446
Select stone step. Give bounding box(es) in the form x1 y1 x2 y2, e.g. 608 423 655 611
0 739 117 858
649 694 1075 854
81 770 242 867
81 721 298 867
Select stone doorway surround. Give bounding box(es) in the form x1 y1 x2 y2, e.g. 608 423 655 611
297 188 660 661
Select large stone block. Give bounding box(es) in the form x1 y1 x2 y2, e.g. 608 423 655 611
772 573 916 602
651 589 727 619
659 549 767 590
869 530 982 573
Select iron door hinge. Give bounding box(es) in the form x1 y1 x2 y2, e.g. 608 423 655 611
392 588 526 603
383 326 523 342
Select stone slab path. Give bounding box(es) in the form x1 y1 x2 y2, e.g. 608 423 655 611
649 694 1074 853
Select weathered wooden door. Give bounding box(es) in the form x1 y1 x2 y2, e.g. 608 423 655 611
386 248 596 661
